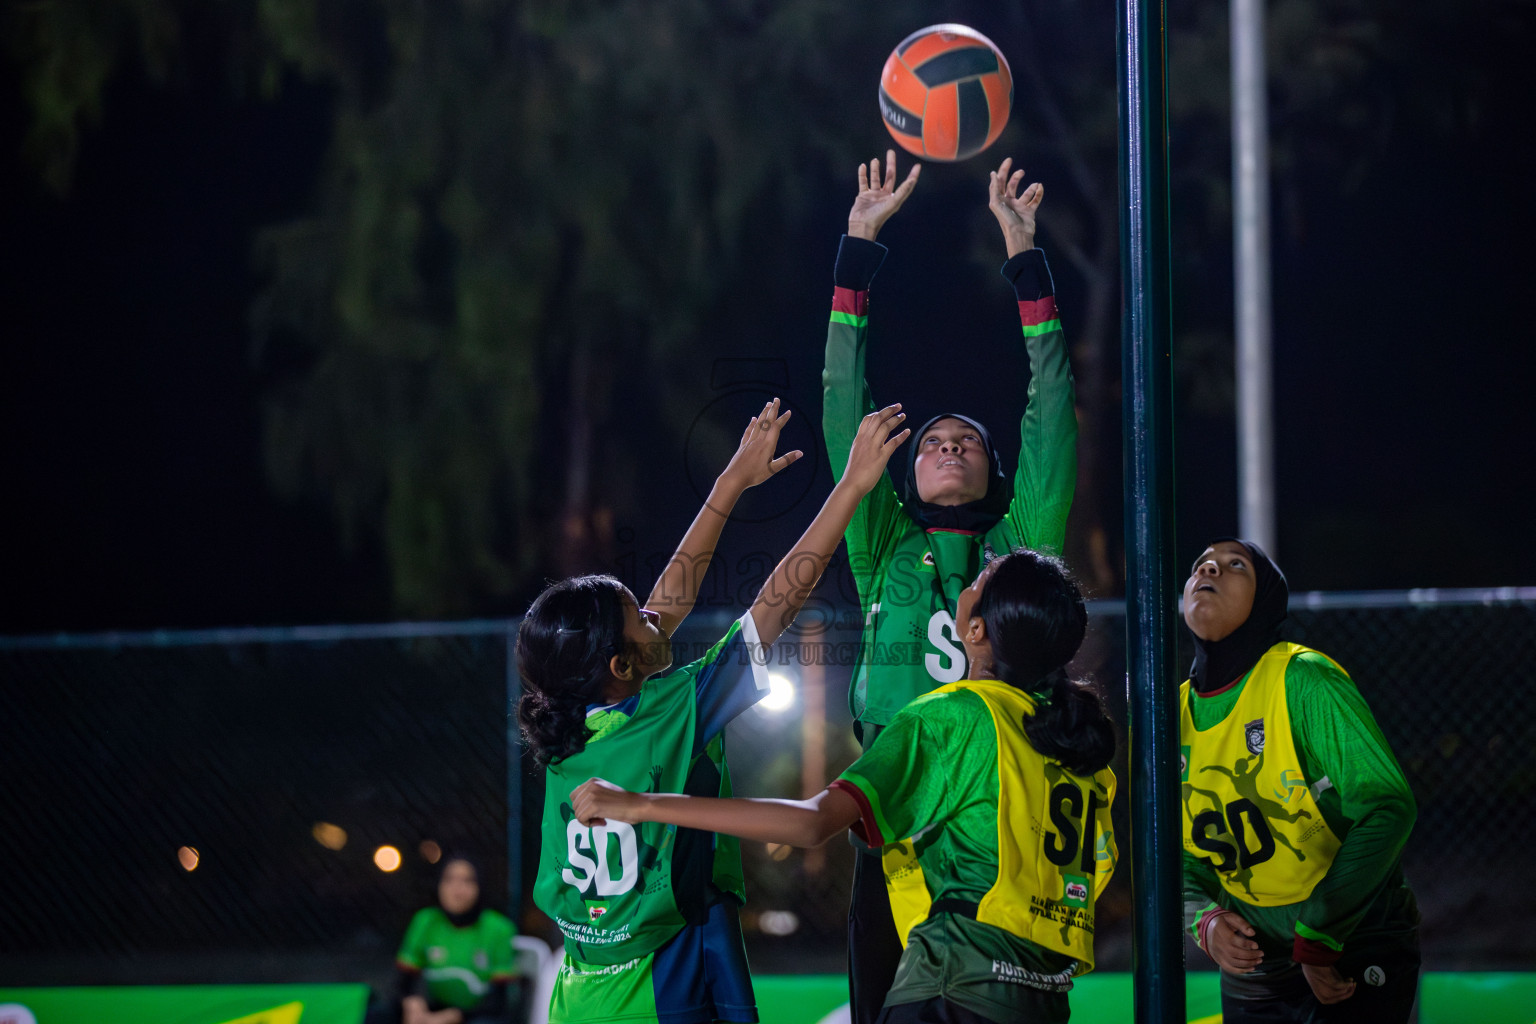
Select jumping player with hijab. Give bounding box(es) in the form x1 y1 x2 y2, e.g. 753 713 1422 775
824 151 1078 1023
569 549 1117 1024
1181 538 1420 1021
519 401 911 1024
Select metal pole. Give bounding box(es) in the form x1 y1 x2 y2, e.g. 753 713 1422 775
506 626 523 922
1233 0 1277 552
1117 0 1185 1018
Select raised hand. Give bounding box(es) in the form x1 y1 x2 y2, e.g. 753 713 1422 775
839 403 910 495
719 398 802 493
847 150 921 242
988 156 1044 259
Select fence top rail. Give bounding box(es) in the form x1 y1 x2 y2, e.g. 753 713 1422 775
3 587 1533 651
0 619 521 651
1087 586 1536 618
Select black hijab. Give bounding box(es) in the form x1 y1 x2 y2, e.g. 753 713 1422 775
902 413 1011 532
1188 537 1289 694
438 854 486 928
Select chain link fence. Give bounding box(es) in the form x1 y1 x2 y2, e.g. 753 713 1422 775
2 589 1532 988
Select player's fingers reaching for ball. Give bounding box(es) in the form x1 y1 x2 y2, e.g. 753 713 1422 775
840 403 907 491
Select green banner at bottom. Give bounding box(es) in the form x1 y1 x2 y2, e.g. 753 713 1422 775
0 985 370 1024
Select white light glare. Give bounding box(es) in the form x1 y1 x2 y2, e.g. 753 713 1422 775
759 910 800 936
760 673 796 713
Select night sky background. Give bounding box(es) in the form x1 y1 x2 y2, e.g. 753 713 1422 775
3 2 1535 637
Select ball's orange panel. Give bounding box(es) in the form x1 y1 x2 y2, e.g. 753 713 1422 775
883 123 926 159
880 55 928 118
921 81 960 161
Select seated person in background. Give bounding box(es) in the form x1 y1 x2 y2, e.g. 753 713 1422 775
391 855 520 1024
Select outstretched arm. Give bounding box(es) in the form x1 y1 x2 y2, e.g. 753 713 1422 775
749 404 910 645
825 151 919 573
988 156 1041 258
989 159 1077 555
571 777 863 849
645 399 801 638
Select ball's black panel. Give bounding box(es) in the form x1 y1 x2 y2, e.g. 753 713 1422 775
913 45 999 87
955 78 991 160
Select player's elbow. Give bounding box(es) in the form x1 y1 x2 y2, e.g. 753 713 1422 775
789 815 847 849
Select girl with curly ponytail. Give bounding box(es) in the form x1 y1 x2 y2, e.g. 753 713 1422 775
528 402 910 1024
515 575 630 768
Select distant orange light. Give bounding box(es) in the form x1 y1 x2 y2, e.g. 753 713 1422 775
177 846 200 872
419 840 442 864
374 845 402 872
312 822 348 851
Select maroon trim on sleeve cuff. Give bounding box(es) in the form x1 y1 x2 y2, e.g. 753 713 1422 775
1195 907 1228 952
833 287 869 317
1017 295 1059 326
828 778 884 847
1293 935 1344 966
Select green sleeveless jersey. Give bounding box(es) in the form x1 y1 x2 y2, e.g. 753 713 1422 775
825 240 1077 730
534 619 756 966
395 906 517 1011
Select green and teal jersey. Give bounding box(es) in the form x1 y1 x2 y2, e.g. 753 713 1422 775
395 906 517 1011
832 681 1117 1023
535 614 768 1023
1180 644 1419 960
824 236 1077 732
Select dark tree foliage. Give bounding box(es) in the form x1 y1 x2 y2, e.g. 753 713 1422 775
8 0 1528 612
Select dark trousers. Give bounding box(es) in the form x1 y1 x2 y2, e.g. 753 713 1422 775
1219 930 1421 1023
848 843 905 1024
876 998 1003 1024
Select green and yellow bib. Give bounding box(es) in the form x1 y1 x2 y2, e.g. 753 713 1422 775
1179 642 1343 906
884 680 1116 973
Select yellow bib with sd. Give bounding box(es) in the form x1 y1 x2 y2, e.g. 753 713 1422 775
1180 643 1343 906
883 679 1117 973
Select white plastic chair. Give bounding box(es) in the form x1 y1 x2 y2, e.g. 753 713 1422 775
512 934 560 1024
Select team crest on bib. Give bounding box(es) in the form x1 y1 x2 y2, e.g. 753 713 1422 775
1363 965 1386 987
1244 718 1265 755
